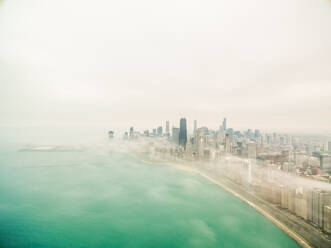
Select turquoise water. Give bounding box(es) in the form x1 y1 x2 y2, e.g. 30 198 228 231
0 128 300 248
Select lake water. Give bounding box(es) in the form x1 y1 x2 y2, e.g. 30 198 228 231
0 127 300 248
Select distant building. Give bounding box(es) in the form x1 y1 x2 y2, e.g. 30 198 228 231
321 154 331 172
225 134 231 153
172 127 180 144
223 118 227 131
157 126 163 136
123 132 129 140
129 127 134 139
324 205 331 233
247 143 257 159
196 128 205 159
108 131 114 139
166 121 170 135
194 120 197 134
179 118 187 149
143 130 149 137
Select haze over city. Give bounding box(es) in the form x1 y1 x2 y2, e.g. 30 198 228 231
1 0 331 133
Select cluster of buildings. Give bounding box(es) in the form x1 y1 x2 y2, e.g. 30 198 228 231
109 117 331 234
115 118 331 180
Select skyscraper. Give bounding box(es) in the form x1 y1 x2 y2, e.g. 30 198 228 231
223 118 227 131
179 118 187 148
194 120 197 134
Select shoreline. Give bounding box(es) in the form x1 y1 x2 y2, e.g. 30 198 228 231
170 163 311 248
133 153 312 248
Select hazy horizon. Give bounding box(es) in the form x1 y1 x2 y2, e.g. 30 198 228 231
1 0 331 134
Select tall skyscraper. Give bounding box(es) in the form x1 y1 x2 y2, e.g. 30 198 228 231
194 120 197 134
179 118 187 148
223 118 227 131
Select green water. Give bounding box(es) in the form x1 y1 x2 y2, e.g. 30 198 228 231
0 128 300 248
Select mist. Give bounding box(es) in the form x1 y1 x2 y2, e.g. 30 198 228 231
0 0 331 133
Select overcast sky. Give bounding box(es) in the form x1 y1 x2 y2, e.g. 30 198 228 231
0 0 330 133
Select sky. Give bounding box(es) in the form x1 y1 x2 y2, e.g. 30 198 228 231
0 0 331 134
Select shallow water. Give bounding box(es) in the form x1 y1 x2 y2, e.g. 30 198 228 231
0 128 300 248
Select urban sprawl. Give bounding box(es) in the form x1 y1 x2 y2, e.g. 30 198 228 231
108 118 331 247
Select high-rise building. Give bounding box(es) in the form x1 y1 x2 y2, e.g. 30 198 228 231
320 154 331 172
166 121 170 135
179 118 187 148
196 128 205 159
157 126 163 136
172 127 180 144
194 120 197 134
223 118 227 131
328 141 331 153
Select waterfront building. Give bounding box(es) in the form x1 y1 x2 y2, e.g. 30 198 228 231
288 188 296 213
179 118 187 149
123 132 129 140
324 205 331 233
294 188 308 220
281 186 289 209
311 189 331 228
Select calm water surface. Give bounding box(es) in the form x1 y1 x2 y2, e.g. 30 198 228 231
0 128 300 248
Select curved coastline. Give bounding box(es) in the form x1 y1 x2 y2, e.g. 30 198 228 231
171 163 311 248
133 153 311 248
